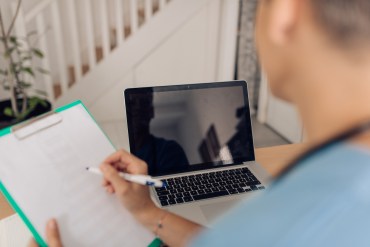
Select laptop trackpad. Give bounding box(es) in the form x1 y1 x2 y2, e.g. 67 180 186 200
200 200 240 224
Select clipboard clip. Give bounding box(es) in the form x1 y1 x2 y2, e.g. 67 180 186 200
12 111 63 140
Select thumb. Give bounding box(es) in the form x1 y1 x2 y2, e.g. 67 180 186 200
100 163 128 191
46 219 62 247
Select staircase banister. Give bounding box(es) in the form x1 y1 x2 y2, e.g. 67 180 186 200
55 0 211 107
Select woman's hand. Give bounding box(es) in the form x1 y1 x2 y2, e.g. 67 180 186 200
100 149 157 219
28 219 62 247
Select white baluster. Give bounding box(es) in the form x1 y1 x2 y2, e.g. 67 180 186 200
114 0 124 46
66 0 82 82
36 14 54 103
24 0 53 23
51 1 68 95
98 0 110 57
160 0 166 10
130 0 138 34
145 0 152 22
83 0 96 70
10 2 35 88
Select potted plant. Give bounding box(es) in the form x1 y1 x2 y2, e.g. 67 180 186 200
0 0 51 130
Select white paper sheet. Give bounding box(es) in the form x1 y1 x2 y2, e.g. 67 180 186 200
0 104 154 246
0 214 32 247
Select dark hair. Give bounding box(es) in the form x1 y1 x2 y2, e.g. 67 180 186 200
311 0 370 45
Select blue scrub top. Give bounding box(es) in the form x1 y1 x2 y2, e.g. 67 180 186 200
191 143 370 247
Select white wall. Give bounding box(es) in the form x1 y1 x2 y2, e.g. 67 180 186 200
89 0 232 121
134 4 212 86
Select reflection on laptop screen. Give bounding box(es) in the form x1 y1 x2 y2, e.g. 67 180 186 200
125 82 255 176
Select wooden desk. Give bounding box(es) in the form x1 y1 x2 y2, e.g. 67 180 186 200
0 144 307 220
0 190 14 220
255 143 307 177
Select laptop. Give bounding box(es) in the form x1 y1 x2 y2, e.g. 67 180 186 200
124 81 271 226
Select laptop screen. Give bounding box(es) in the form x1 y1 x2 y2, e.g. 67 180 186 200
124 81 255 177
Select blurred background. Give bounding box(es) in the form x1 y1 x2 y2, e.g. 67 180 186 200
0 0 304 149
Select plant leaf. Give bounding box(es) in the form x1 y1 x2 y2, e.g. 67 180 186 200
30 96 48 107
5 47 16 57
21 67 35 77
37 67 49 74
3 107 13 117
21 56 32 61
34 89 47 96
27 30 37 37
29 97 38 109
9 36 17 44
32 48 44 58
8 37 21 48
39 100 47 107
19 81 32 88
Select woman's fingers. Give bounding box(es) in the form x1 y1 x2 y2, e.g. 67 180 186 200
102 177 115 194
28 219 63 247
104 150 134 166
100 163 129 195
46 219 63 247
102 149 148 175
27 239 38 247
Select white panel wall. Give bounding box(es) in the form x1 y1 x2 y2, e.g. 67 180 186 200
89 0 237 150
20 0 42 12
89 72 134 150
134 6 210 86
90 0 225 122
89 72 134 122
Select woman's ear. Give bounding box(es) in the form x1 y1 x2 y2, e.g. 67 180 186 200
267 0 300 46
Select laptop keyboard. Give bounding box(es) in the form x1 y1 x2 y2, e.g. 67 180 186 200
155 167 265 207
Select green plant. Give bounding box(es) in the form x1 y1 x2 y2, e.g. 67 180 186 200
0 0 49 121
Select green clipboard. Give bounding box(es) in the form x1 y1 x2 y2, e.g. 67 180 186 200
0 100 110 246
0 100 163 247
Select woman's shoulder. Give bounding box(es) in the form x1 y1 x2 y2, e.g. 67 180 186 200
190 143 370 247
295 143 370 182
308 143 370 164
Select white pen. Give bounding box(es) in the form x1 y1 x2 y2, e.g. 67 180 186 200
85 167 166 188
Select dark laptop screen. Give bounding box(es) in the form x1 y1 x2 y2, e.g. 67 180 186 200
125 81 255 176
